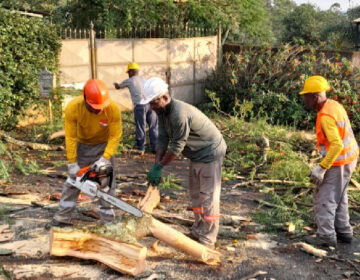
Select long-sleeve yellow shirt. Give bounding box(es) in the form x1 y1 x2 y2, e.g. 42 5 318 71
65 96 122 162
319 115 343 169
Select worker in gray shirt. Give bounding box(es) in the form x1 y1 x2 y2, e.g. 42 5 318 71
114 62 158 153
141 77 227 249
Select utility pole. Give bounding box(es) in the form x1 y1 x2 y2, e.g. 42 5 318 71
89 21 97 78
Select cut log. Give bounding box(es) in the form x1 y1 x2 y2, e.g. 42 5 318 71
150 218 221 265
50 229 147 276
137 185 160 214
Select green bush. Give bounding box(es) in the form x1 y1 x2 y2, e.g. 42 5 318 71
206 42 360 136
0 9 61 130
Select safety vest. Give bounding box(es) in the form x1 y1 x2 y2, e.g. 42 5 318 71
316 99 359 166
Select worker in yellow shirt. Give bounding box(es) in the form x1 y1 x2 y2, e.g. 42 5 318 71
52 79 122 227
300 76 358 247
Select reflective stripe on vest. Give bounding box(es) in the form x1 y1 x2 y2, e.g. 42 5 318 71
203 214 219 222
316 99 358 166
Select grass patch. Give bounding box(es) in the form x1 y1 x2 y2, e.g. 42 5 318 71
158 174 184 190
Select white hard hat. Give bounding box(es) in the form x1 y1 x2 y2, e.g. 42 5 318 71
140 77 168 105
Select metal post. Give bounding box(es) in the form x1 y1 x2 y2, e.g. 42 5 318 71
89 22 97 79
216 24 222 69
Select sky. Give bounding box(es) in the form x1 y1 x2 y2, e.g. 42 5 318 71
293 0 360 11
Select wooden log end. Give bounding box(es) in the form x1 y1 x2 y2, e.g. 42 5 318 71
50 229 147 276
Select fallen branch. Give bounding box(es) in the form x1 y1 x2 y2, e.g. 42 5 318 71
239 270 267 280
0 131 64 151
351 178 360 191
293 242 327 257
233 179 310 189
253 199 301 214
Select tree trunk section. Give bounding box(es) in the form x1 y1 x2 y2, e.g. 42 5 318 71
150 218 221 265
50 229 147 276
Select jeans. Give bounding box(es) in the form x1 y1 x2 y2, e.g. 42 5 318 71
134 104 158 152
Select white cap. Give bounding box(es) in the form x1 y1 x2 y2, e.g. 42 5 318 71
140 77 168 105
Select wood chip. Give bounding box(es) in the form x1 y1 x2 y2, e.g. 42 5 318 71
0 232 15 242
303 226 313 232
287 223 295 233
0 225 9 233
246 234 258 240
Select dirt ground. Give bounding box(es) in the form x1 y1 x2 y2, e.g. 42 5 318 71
1 149 360 280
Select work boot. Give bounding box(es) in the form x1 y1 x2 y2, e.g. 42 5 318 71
337 233 353 244
186 230 199 242
51 219 73 228
199 239 215 250
304 234 337 248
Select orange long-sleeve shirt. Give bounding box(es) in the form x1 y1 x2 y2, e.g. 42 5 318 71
65 96 122 162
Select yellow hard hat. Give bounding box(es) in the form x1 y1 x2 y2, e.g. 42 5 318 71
126 62 139 73
299 75 330 95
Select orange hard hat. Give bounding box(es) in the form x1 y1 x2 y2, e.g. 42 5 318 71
83 79 110 110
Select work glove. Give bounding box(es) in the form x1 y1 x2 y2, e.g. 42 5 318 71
147 162 163 186
309 164 327 185
113 82 120 90
68 162 80 179
92 156 111 173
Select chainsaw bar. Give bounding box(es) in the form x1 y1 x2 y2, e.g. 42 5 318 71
66 177 143 218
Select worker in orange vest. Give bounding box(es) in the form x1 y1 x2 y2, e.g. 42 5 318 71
301 76 358 247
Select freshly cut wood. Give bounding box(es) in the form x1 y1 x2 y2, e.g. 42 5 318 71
293 242 327 257
50 229 147 276
150 218 221 265
138 185 160 213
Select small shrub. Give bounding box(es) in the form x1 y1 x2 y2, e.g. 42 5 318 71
206 42 360 137
158 174 183 190
0 9 61 130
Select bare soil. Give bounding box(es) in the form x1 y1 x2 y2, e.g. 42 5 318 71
1 149 360 280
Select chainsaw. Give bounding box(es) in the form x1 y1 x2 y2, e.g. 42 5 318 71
66 163 143 218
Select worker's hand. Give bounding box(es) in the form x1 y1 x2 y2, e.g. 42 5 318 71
68 162 80 179
147 162 163 186
113 82 120 90
92 156 111 172
309 164 327 185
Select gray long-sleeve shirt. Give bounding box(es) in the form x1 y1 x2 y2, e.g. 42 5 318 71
157 99 226 163
118 76 146 106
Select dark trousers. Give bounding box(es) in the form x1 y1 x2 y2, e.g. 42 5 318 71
134 104 158 152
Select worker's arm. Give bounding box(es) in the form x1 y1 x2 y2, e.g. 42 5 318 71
319 115 343 169
103 104 122 159
158 114 189 167
155 118 170 163
64 105 78 163
114 79 130 89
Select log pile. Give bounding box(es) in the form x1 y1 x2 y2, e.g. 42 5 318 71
50 185 221 276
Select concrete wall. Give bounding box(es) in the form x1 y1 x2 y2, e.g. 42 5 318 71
59 36 218 111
